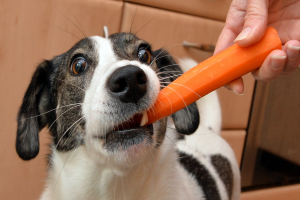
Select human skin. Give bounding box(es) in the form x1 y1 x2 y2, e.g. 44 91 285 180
215 0 300 94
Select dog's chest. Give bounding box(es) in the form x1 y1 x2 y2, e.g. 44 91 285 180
42 143 202 200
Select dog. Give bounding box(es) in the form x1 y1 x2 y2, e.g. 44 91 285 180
16 32 240 200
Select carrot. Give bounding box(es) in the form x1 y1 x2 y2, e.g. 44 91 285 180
145 27 282 125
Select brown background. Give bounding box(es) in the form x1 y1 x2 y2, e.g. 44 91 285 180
0 0 123 199
1 0 299 199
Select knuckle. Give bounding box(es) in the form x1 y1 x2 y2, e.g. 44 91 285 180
244 5 267 22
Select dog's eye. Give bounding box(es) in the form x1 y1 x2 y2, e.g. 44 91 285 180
71 57 88 75
138 48 151 64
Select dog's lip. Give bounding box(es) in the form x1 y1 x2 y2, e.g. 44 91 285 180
99 124 154 153
93 124 153 140
92 112 151 140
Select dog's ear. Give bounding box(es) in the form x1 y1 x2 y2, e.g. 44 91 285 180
153 49 200 135
16 60 51 160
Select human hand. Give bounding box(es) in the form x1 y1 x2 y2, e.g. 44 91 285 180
215 0 300 94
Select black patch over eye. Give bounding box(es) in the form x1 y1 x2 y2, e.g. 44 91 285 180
138 47 151 64
70 57 88 75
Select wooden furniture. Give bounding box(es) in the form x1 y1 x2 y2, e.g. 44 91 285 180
0 1 123 199
241 69 300 187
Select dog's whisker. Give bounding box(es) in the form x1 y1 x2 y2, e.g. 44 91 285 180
45 104 81 136
53 6 86 38
160 81 175 84
133 161 146 199
51 142 81 200
156 71 183 75
158 91 173 115
156 54 182 62
134 11 159 36
130 6 139 34
159 86 192 119
64 7 87 37
62 119 82 147
159 82 201 120
121 172 126 199
156 123 213 135
150 43 182 67
149 103 156 117
124 152 133 171
25 103 85 119
169 82 201 98
153 97 167 118
154 63 180 74
46 118 82 172
131 161 143 199
159 82 173 87
133 157 147 199
158 74 182 80
114 173 118 200
54 117 84 151
48 23 81 40
164 134 179 150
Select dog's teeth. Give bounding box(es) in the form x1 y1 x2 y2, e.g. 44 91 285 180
140 111 148 126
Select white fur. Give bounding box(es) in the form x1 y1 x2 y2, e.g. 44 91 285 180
40 38 240 200
83 37 160 139
41 136 203 200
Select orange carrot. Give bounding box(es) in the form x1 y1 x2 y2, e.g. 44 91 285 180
145 27 282 125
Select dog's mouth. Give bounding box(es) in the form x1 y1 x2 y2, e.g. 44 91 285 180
93 112 153 152
112 112 148 132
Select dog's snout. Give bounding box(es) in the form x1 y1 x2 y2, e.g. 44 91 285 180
107 65 147 103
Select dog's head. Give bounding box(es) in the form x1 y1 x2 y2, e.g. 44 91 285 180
16 33 199 168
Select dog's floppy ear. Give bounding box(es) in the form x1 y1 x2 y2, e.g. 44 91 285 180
153 49 200 134
16 60 51 160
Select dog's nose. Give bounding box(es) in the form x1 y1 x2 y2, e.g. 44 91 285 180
107 65 147 103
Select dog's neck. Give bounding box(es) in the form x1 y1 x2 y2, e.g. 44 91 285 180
42 129 200 200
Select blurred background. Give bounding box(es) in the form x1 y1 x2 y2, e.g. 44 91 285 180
0 0 299 199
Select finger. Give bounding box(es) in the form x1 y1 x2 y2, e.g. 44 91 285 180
234 0 269 47
224 77 244 95
251 50 287 81
282 40 300 75
214 0 247 54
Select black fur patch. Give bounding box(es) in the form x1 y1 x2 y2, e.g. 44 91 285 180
172 103 200 134
16 61 51 160
178 152 221 200
211 154 233 199
109 33 152 62
16 38 97 160
153 49 200 134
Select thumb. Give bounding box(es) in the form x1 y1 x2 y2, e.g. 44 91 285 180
234 0 269 47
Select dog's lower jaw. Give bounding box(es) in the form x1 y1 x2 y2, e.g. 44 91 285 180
40 141 202 200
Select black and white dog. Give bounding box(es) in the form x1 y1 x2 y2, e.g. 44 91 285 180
16 33 240 200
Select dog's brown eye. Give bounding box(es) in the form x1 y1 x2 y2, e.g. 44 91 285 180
138 48 151 64
71 57 88 75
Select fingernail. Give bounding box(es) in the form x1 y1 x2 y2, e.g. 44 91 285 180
234 27 252 42
271 55 286 70
224 85 244 95
231 86 244 95
288 45 300 51
232 90 244 95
